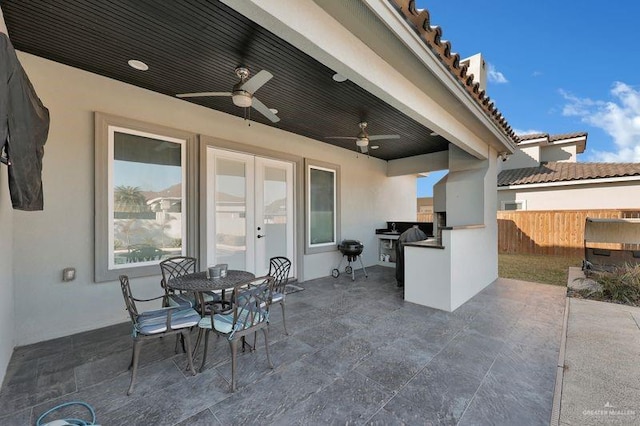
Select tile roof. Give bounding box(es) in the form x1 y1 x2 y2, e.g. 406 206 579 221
517 131 588 143
498 162 640 186
387 0 517 144
517 133 548 141
549 132 588 142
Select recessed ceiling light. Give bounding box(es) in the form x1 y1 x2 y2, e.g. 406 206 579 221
269 108 278 115
332 73 347 82
430 131 439 137
370 145 379 149
128 59 149 71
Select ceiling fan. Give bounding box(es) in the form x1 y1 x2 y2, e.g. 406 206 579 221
176 67 280 123
325 122 400 153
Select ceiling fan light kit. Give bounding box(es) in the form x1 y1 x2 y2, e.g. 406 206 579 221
325 121 400 154
175 66 280 123
231 91 252 108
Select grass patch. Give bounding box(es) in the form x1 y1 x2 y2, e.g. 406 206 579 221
498 253 582 286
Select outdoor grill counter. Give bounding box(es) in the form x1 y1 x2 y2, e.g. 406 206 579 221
395 226 428 287
402 224 494 312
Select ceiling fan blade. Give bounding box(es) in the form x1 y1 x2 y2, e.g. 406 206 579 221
251 97 280 123
325 136 357 140
240 70 273 94
367 134 400 141
176 92 232 98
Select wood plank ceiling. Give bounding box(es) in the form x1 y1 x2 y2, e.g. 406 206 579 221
2 0 449 160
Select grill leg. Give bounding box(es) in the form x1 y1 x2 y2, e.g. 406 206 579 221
351 260 355 281
358 255 368 278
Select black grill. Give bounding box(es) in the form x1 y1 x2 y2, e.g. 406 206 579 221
338 239 364 259
332 240 368 281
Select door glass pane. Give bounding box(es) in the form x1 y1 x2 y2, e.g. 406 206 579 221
215 158 247 270
263 166 288 271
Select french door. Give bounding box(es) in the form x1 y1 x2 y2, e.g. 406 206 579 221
206 148 295 276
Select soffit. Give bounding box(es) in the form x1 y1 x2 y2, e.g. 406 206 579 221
2 0 449 161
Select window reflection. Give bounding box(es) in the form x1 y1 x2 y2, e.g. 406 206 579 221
111 130 185 267
309 166 335 245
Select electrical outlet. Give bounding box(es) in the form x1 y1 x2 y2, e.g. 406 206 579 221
62 267 76 282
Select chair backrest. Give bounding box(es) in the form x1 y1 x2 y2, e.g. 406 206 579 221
119 275 139 323
268 257 291 294
127 244 166 262
159 256 197 289
230 276 275 334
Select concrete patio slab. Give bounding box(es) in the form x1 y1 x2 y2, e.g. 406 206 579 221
558 298 640 425
1 267 566 425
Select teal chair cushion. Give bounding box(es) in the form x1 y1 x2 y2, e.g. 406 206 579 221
135 307 200 335
271 291 284 303
167 293 194 308
198 312 235 334
198 308 268 335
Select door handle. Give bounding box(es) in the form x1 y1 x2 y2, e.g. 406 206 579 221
257 234 265 239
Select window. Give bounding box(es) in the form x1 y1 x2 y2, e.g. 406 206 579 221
501 200 527 211
305 159 340 254
95 113 196 282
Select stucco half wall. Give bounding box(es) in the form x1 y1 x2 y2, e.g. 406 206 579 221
11 52 417 345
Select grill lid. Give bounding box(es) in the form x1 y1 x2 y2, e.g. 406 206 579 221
338 239 364 254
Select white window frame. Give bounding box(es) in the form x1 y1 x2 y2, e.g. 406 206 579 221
501 200 527 211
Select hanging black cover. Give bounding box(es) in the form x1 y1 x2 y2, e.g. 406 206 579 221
0 33 50 210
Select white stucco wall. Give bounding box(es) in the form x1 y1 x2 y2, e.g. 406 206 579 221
502 145 539 170
498 179 640 211
13 52 416 345
540 144 576 163
0 166 14 384
405 147 499 311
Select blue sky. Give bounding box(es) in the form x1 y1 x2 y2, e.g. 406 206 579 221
416 1 640 196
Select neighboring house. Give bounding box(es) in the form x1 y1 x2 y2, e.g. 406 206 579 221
0 0 518 381
498 132 640 210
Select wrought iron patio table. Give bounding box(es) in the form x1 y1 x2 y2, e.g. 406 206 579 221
167 270 255 360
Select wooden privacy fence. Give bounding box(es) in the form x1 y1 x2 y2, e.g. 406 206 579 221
417 212 434 223
497 209 640 257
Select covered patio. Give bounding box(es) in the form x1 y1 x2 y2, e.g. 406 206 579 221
1 267 565 425
0 1 538 423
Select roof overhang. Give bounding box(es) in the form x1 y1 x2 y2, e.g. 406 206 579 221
517 133 587 153
498 175 640 190
223 0 516 160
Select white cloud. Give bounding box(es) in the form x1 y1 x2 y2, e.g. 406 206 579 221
487 63 508 84
514 128 544 136
532 71 543 77
561 82 640 162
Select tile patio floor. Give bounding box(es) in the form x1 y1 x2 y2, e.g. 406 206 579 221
0 266 566 425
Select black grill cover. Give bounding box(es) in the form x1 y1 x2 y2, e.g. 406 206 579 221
396 227 427 286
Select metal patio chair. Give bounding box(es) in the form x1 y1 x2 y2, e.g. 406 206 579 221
160 256 223 310
198 275 275 392
268 256 292 335
119 275 198 395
